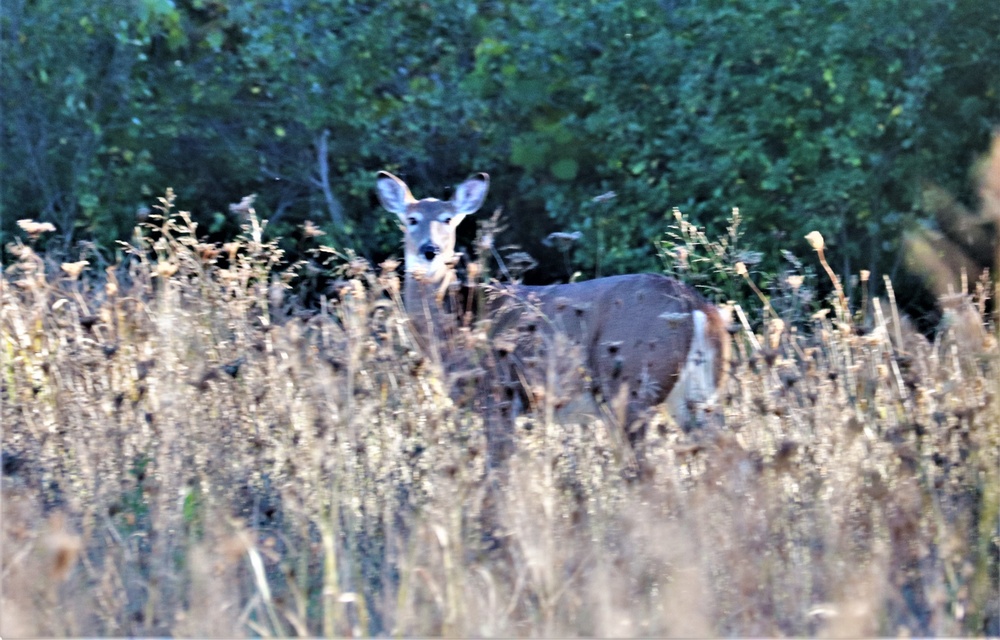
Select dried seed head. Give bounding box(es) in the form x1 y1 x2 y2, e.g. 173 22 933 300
156 261 179 278
860 269 871 283
197 243 221 262
543 231 582 251
786 275 804 292
6 243 36 260
60 260 89 280
380 258 400 274
302 220 325 237
379 260 401 294
477 231 495 252
229 194 256 217
17 219 56 238
735 262 748 276
506 252 538 273
805 231 825 252
348 257 370 277
382 276 400 296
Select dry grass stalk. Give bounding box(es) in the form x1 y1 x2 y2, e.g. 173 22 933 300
1 195 997 637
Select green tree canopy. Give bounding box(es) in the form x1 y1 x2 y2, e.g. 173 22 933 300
2 0 997 295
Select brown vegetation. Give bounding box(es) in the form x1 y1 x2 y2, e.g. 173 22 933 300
2 194 997 637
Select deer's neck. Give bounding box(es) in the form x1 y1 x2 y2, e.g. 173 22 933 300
403 271 452 348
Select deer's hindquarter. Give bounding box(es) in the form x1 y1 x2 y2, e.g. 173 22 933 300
524 273 720 410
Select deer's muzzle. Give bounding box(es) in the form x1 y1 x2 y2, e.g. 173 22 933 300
420 242 439 261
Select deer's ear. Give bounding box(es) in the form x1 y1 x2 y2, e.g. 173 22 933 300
451 173 489 216
376 171 414 218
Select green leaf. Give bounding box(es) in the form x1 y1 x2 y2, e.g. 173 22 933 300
205 29 224 52
511 135 548 170
822 68 836 89
79 193 100 212
551 158 579 180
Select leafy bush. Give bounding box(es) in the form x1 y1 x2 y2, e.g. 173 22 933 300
3 0 998 297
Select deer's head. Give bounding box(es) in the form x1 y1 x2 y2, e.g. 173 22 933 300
376 171 489 281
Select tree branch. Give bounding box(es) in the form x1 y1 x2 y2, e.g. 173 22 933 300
314 129 345 228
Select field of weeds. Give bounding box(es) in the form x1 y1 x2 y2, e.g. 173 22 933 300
2 194 998 637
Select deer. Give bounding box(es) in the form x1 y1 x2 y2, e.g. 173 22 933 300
375 170 730 447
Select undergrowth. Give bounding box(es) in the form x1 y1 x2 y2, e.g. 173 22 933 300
2 194 998 637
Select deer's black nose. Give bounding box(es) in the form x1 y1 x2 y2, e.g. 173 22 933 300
419 242 439 261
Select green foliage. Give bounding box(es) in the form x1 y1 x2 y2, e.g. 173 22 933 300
659 206 764 304
2 0 998 294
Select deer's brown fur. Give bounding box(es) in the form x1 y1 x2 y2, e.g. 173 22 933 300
376 171 729 432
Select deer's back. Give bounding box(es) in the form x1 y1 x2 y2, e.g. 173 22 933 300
494 273 725 411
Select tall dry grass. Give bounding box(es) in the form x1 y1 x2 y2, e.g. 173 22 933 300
2 194 997 637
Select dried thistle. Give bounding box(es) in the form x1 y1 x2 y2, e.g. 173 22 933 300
229 194 256 217
380 270 401 296
156 260 179 278
476 229 494 253
805 230 849 322
543 231 582 251
302 220 325 238
197 243 221 262
17 218 56 238
6 242 36 260
675 246 690 269
60 260 89 280
804 231 825 252
505 251 538 278
380 258 400 274
736 261 776 317
347 257 370 278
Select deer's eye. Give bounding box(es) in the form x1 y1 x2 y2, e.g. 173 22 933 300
406 217 418 226
441 216 453 225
